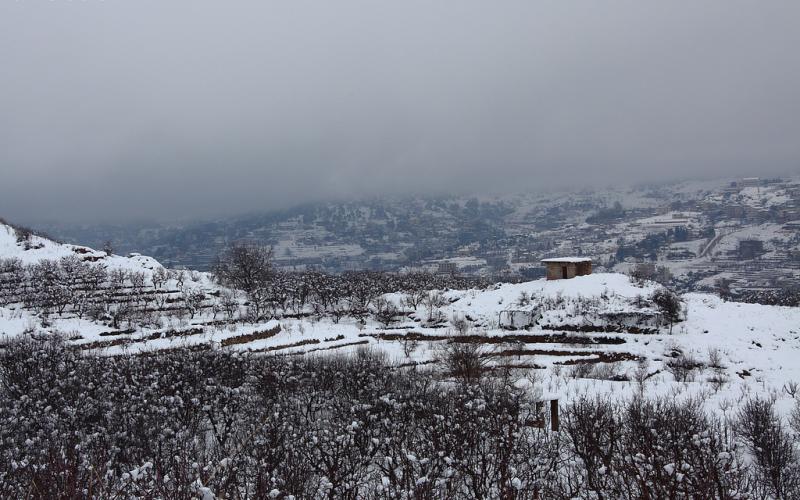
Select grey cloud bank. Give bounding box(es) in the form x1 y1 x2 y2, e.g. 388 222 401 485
1 0 799 223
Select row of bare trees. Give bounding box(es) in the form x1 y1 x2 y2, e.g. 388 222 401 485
3 241 686 337
1 244 479 329
0 256 204 328
212 242 479 323
1 335 798 499
725 287 800 307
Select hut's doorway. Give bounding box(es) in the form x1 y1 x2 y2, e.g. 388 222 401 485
561 266 568 279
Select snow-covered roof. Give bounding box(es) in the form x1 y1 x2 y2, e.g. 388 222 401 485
541 257 592 263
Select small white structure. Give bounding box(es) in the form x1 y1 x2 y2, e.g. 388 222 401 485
498 310 542 329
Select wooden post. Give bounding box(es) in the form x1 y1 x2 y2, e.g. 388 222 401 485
550 399 559 432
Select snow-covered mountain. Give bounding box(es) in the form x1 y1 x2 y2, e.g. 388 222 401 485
33 175 800 298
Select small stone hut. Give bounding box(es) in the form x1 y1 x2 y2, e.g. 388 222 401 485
541 257 592 280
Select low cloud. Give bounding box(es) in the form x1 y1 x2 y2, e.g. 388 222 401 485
1 1 799 223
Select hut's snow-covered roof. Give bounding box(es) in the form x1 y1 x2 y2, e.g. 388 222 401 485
541 257 592 264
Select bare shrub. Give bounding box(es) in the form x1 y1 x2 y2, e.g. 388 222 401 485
0 334 790 498
569 362 595 379
707 347 725 369
666 352 704 382
451 313 471 335
708 371 729 392
791 400 800 436
784 381 800 400
438 341 492 383
563 396 622 496
102 240 114 256
633 358 650 392
402 337 419 358
618 396 746 498
737 398 800 498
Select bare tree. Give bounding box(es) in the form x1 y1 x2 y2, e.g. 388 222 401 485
451 314 471 335
213 243 274 294
402 337 419 359
651 287 683 333
372 296 399 327
151 267 168 290
213 243 274 320
423 291 447 323
401 276 428 310
172 269 186 289
102 240 114 256
129 271 148 305
219 290 239 322
181 287 205 319
0 258 24 306
60 257 93 319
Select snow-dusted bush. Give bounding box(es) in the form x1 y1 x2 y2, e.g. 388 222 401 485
559 395 749 499
737 398 800 499
0 335 792 499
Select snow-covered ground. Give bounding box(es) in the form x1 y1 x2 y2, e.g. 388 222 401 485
2 271 799 416
0 224 164 272
3 222 800 417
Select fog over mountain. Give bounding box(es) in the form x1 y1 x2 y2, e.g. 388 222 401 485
2 0 799 223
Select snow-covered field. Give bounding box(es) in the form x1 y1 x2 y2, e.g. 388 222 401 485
3 221 800 418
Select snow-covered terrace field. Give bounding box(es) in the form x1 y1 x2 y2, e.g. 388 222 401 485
3 221 800 417
3 265 800 417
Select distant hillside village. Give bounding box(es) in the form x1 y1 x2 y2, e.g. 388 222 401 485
40 176 800 296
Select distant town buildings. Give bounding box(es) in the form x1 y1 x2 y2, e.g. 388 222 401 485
48 175 800 293
436 262 458 276
739 177 762 188
738 239 765 260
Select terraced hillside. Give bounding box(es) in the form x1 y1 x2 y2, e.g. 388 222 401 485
2 221 800 419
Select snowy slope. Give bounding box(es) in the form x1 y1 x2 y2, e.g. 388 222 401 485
0 223 163 274
2 226 800 417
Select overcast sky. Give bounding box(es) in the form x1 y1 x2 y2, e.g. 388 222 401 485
1 1 799 223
